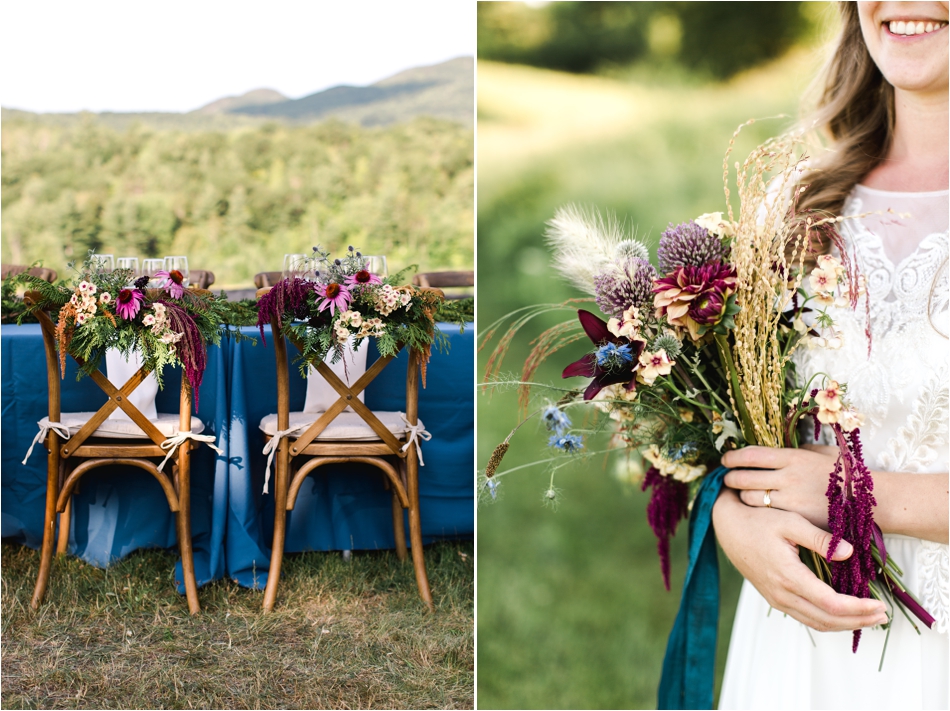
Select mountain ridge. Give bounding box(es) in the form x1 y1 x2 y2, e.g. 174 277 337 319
1 57 473 129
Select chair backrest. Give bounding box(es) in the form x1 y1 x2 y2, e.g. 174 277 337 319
412 270 474 288
189 270 215 289
24 291 193 455
254 272 283 289
259 287 426 457
3 264 58 283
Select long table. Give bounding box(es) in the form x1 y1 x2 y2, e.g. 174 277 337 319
1 323 474 592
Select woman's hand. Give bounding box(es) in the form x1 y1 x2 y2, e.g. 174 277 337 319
722 444 837 529
713 488 888 632
722 445 950 543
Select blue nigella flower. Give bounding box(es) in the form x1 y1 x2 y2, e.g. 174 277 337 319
487 479 498 500
594 342 634 371
549 433 584 453
542 406 572 435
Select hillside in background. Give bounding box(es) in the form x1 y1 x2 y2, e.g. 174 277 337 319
1 57 474 131
1 116 473 288
226 57 473 126
193 88 288 115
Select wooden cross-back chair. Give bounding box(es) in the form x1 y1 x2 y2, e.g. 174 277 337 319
254 272 283 289
23 291 208 614
258 287 439 612
412 271 473 300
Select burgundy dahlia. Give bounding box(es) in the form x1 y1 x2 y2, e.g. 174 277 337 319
641 466 690 591
657 221 730 273
593 258 657 318
562 310 645 400
653 262 737 341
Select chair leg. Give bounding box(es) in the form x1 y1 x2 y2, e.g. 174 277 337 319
263 447 289 612
406 449 433 611
176 443 200 615
31 445 60 610
392 490 407 562
56 496 72 555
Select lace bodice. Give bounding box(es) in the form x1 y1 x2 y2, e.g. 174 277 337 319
796 185 950 632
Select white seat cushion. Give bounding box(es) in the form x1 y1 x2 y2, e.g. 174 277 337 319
41 412 205 440
259 411 421 442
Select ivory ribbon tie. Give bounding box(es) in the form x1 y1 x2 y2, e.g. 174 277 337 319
261 427 306 494
158 431 224 472
23 421 72 464
400 414 432 466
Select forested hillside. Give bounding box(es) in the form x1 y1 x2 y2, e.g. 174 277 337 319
1 116 473 287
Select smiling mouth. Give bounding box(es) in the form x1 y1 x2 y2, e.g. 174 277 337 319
885 19 948 36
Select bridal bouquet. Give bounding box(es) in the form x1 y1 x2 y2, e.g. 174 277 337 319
480 126 933 654
16 255 229 408
256 245 446 383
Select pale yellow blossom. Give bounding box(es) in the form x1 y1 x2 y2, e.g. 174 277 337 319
637 349 674 386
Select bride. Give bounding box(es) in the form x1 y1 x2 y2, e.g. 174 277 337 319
713 2 948 709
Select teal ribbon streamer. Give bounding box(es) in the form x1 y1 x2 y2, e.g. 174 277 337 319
658 465 728 710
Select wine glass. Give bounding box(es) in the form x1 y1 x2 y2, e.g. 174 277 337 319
283 253 310 279
362 255 388 277
142 259 165 287
90 254 114 273
163 256 190 289
116 257 140 285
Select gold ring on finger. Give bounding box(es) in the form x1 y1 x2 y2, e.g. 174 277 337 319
763 489 772 508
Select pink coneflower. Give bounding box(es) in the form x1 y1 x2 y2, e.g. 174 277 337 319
344 267 382 289
155 270 186 298
317 282 352 316
115 289 144 320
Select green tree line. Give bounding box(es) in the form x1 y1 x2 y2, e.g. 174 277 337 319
478 1 815 80
2 116 473 287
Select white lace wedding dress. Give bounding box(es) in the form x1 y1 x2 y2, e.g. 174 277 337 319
719 185 950 710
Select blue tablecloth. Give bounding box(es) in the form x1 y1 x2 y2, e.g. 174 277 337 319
225 324 475 588
0 324 230 591
1 323 474 591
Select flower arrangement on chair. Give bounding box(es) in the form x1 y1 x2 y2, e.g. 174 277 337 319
16 254 236 406
256 245 447 382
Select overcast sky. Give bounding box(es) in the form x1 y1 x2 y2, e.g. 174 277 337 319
1 0 475 113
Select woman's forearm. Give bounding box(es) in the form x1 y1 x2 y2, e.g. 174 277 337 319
872 471 949 544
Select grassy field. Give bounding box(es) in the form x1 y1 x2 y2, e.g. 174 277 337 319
1 540 473 709
476 47 825 709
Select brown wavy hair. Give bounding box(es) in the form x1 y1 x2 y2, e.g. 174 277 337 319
797 1 895 224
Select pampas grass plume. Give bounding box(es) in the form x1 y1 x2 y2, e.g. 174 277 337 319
545 204 629 295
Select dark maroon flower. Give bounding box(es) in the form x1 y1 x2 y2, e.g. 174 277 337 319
642 466 690 591
562 310 645 400
687 289 726 324
653 261 737 341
